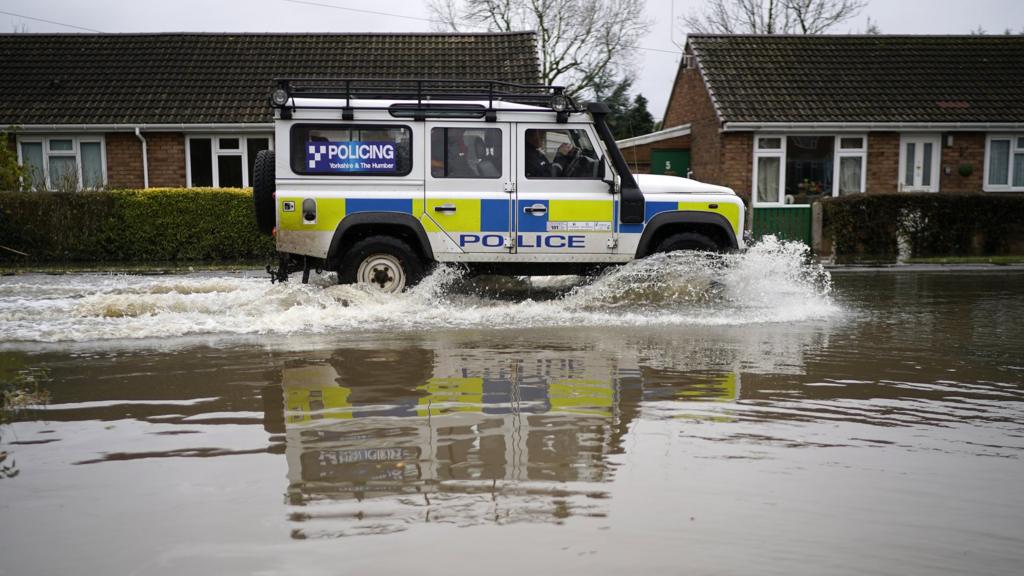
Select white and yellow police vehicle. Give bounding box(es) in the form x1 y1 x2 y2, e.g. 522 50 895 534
253 79 746 290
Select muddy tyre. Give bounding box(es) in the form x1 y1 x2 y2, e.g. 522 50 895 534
656 232 720 253
338 236 425 293
252 150 276 235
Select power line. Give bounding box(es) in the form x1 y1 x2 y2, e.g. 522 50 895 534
282 0 443 25
0 9 103 33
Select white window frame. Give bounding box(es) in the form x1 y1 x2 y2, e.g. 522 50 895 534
983 134 1024 192
752 134 869 206
751 134 786 207
898 133 941 193
16 135 107 191
185 134 274 188
833 134 867 197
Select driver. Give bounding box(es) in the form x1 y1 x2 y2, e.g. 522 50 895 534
525 129 574 177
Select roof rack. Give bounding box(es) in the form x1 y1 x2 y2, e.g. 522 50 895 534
270 77 581 121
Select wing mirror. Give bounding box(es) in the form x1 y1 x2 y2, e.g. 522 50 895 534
603 174 621 194
601 157 620 194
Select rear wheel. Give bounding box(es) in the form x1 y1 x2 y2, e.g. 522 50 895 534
338 236 425 293
655 232 720 253
252 150 276 235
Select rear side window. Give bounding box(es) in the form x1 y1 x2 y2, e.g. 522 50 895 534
290 124 413 176
430 127 502 179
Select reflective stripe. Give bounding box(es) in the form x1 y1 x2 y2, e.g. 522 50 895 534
416 378 484 417
481 199 510 232
278 197 345 232
679 201 742 238
426 198 481 232
286 386 353 422
346 198 412 215
548 199 613 223
621 200 743 238
517 199 549 232
644 201 677 223
277 196 742 241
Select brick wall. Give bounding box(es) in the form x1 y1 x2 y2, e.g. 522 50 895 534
940 132 985 192
146 133 186 187
617 135 691 174
866 132 987 193
720 132 753 200
866 132 899 193
663 63 723 187
105 132 144 188
104 132 185 188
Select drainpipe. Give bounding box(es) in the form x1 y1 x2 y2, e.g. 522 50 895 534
134 127 149 188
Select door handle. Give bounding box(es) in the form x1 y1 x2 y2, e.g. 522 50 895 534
523 203 547 215
433 204 457 213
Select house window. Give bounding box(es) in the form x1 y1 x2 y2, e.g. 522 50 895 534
786 136 834 198
835 136 867 196
17 136 106 191
752 134 868 206
186 135 272 188
753 135 785 204
985 135 1024 191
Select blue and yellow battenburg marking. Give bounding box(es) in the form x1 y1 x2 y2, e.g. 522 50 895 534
284 375 616 422
277 196 742 243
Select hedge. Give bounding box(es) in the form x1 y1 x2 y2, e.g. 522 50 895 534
0 188 275 264
821 193 1024 261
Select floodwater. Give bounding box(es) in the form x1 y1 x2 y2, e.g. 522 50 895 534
1 239 1022 576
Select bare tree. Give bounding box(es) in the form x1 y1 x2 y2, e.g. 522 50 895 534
681 0 867 35
426 0 650 99
864 16 881 35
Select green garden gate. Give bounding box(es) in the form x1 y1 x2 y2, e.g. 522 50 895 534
650 149 689 177
751 206 812 245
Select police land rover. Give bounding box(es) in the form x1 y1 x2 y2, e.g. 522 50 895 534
253 79 745 291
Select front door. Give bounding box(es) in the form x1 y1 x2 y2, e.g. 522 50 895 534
899 134 941 192
423 122 513 253
515 123 616 254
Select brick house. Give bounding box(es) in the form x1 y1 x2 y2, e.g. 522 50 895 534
0 32 540 191
616 125 692 176
648 34 1024 209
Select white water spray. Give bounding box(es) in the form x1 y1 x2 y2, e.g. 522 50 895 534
0 237 839 343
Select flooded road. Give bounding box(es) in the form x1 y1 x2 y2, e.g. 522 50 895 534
1 243 1023 575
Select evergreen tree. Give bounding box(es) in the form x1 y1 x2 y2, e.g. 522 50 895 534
623 94 656 138
599 79 657 140
600 79 634 140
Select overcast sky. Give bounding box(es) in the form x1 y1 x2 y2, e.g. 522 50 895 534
3 0 1023 121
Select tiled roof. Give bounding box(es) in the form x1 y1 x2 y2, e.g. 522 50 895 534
0 32 540 125
687 35 1024 124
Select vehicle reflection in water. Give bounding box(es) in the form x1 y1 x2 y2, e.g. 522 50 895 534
271 347 738 539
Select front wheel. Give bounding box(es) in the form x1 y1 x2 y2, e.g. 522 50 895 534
655 232 721 253
338 236 425 293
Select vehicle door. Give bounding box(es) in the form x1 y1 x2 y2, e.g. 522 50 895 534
423 122 513 253
515 123 616 254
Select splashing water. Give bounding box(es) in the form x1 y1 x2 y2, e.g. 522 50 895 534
0 237 838 343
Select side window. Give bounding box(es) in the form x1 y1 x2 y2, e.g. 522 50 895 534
430 127 502 179
290 124 412 176
524 128 602 179
187 135 272 188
